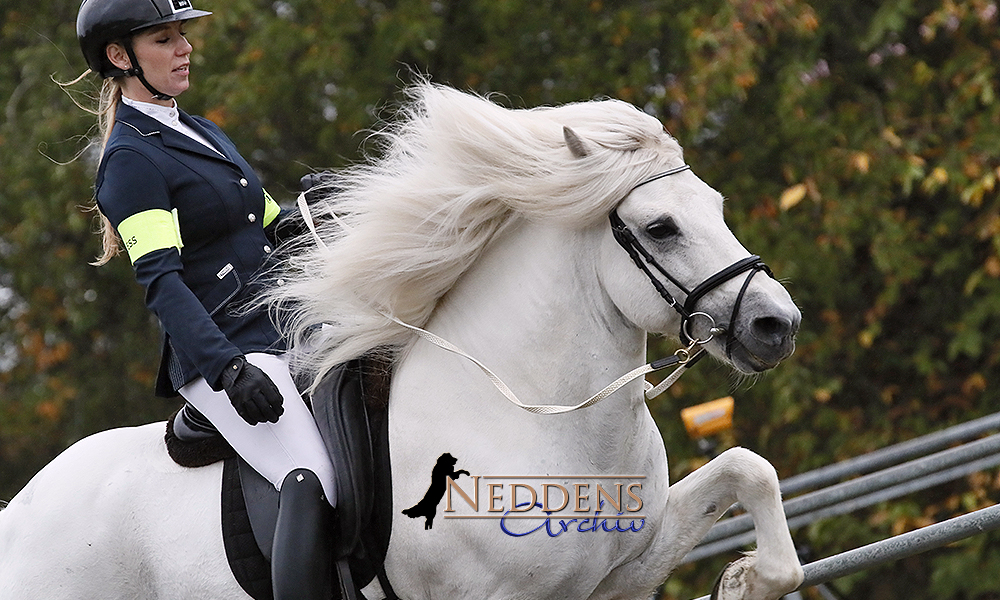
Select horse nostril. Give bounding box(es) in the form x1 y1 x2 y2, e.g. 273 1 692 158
750 315 793 344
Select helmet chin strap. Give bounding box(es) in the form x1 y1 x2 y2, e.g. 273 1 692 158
122 41 172 101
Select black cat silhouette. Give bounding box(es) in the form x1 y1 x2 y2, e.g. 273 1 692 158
402 452 470 530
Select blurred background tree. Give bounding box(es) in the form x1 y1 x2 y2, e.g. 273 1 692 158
2 0 999 598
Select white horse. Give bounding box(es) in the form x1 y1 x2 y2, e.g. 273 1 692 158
0 84 803 600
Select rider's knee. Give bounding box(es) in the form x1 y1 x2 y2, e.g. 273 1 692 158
280 468 325 500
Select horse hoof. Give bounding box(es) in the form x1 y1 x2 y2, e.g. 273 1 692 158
710 553 755 600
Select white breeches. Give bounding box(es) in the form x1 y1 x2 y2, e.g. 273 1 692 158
179 352 337 505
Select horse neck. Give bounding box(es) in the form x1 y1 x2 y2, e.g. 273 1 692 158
422 218 648 411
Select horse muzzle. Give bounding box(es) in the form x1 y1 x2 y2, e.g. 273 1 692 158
722 292 801 373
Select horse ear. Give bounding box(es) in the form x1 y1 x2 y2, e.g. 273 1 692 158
563 126 591 158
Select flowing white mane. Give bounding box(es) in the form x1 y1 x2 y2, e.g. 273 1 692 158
269 83 684 386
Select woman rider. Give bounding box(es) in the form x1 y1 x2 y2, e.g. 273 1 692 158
76 1 337 597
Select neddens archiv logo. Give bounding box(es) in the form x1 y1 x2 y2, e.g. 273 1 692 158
402 453 646 538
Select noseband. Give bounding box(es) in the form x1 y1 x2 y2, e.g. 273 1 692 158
610 164 775 360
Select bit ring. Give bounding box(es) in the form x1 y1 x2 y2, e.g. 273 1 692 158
683 312 720 345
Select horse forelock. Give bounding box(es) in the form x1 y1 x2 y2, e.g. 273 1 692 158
269 83 684 388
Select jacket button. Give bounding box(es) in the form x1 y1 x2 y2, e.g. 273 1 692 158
263 245 271 253
248 213 257 223
239 178 248 187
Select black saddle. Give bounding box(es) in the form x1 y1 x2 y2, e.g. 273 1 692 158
165 357 395 599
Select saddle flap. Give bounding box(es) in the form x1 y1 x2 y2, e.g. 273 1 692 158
238 457 279 562
311 359 374 557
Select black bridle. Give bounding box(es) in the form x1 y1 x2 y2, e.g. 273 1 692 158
609 164 775 360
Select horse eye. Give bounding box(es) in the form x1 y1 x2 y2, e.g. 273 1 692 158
645 217 679 240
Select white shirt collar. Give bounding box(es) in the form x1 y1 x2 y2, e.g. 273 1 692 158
122 96 182 129
121 95 223 156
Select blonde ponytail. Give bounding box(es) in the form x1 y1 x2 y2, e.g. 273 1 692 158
58 70 126 266
58 69 122 266
90 78 124 266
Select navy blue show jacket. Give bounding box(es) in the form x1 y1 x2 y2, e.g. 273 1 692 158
95 103 288 397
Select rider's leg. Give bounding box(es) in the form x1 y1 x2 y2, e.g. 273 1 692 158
271 468 334 600
177 352 338 504
178 354 340 597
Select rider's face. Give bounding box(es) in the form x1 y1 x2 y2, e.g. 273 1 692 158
107 20 192 105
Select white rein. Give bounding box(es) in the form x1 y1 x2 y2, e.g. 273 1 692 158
296 194 702 415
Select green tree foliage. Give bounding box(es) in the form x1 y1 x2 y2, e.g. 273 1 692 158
2 0 1000 598
0 1 165 501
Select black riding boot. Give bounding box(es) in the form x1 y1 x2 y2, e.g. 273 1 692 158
271 468 333 600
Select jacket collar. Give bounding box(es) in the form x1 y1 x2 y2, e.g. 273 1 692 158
114 102 235 163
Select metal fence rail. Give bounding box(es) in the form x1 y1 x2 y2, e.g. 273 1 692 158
684 412 1000 599
684 432 1000 562
779 411 1000 497
692 503 1000 600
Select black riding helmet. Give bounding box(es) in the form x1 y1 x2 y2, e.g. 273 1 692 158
77 0 211 99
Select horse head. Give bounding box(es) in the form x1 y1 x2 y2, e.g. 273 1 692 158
563 126 801 374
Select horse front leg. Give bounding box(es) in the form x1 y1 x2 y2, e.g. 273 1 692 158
657 447 803 600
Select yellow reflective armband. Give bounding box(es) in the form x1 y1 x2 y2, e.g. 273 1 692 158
117 208 184 264
263 189 280 227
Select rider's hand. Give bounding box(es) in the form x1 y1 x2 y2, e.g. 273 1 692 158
299 171 339 204
219 356 284 425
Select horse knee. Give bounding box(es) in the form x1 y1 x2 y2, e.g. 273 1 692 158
715 447 781 499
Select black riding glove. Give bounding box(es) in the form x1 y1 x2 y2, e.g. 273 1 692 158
267 172 342 246
299 171 341 204
219 356 284 425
